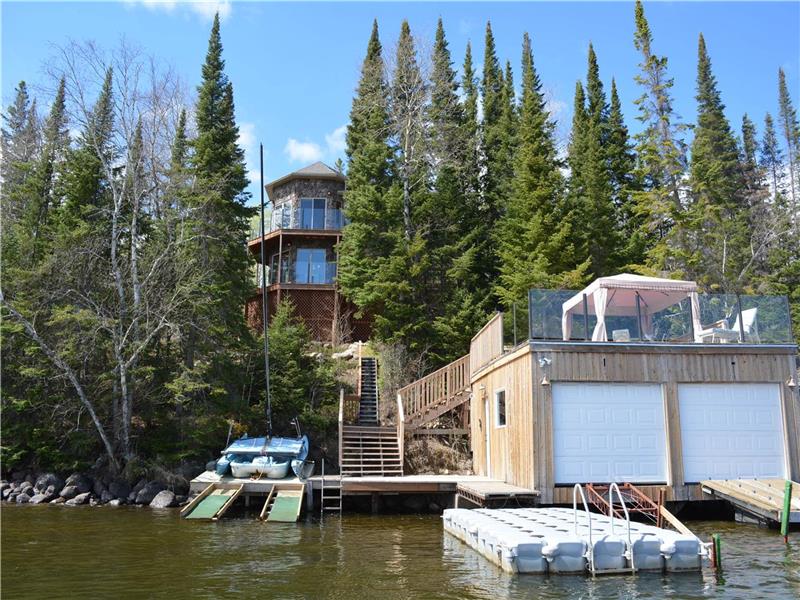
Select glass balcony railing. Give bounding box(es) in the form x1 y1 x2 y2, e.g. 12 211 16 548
249 207 347 240
515 288 795 346
268 260 337 285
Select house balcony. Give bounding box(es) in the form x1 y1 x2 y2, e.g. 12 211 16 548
249 207 347 241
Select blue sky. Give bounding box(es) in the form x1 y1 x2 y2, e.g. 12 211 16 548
3 1 799 203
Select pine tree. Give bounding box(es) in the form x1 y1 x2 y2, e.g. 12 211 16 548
338 20 397 331
1 81 40 227
496 33 588 306
631 0 688 268
687 33 748 289
182 13 252 385
777 67 800 211
480 21 510 226
740 113 764 200
761 112 784 200
607 78 641 264
577 44 618 276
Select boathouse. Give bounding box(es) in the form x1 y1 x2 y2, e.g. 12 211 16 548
245 162 371 343
465 274 799 504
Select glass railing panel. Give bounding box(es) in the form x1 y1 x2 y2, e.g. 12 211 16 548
739 294 794 343
503 301 530 348
649 297 693 342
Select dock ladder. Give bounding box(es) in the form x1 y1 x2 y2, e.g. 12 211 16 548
320 459 342 516
573 483 635 576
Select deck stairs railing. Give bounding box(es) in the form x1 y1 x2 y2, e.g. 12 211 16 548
586 482 664 527
396 354 470 431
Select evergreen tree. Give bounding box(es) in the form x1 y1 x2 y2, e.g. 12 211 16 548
338 20 397 334
761 112 784 200
631 0 688 268
576 44 618 276
1 81 40 227
777 67 800 211
180 13 252 394
496 33 587 306
740 113 765 200
480 21 510 226
607 78 642 264
687 33 748 289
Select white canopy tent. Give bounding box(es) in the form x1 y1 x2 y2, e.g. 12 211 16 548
561 273 703 342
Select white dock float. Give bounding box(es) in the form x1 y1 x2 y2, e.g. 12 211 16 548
443 501 707 575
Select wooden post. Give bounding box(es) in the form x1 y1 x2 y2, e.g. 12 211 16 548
712 533 722 571
582 294 590 341
781 479 792 543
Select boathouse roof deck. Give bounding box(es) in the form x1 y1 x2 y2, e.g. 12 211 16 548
499 280 795 355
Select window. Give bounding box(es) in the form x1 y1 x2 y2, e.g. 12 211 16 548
495 389 506 428
300 198 326 229
296 248 329 283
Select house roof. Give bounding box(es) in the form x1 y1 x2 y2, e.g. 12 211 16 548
266 161 344 198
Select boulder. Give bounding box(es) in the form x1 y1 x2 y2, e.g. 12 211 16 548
19 482 34 495
108 479 131 500
0 482 10 494
100 490 115 504
16 493 31 504
134 481 166 505
59 485 79 500
149 490 177 509
34 473 64 495
2 487 13 500
107 498 124 506
92 479 108 498
50 497 66 504
64 473 92 494
131 478 147 495
65 492 91 506
8 492 19 502
30 492 55 505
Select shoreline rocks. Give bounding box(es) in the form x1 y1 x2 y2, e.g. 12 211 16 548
1 467 197 511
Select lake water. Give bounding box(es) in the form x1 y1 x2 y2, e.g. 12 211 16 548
2 505 799 598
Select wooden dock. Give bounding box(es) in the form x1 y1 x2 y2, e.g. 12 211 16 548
701 479 800 525
189 471 537 510
456 480 539 507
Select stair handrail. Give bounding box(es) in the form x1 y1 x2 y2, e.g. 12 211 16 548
396 393 405 475
397 354 470 425
608 482 635 573
573 483 595 573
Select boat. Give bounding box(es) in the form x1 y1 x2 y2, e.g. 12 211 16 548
216 435 309 479
291 459 315 480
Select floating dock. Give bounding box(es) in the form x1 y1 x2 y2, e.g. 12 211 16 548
443 506 706 575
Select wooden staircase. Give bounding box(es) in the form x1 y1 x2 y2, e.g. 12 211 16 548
358 357 379 425
340 425 403 476
397 354 471 431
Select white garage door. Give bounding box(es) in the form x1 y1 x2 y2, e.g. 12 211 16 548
553 383 668 484
679 383 786 482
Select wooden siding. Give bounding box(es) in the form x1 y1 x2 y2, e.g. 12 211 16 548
469 340 799 504
470 345 534 490
470 312 504 374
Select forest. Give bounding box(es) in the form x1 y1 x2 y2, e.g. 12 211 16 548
2 2 799 475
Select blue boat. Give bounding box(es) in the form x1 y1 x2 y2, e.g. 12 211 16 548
216 435 309 479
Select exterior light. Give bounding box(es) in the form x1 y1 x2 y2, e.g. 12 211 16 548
541 374 550 386
788 377 797 389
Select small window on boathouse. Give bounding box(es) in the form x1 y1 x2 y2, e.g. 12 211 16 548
495 389 507 428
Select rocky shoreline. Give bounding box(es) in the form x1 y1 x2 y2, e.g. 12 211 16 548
1 470 194 509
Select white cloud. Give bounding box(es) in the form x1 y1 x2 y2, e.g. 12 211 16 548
324 125 347 155
284 139 323 163
238 121 256 154
124 0 231 22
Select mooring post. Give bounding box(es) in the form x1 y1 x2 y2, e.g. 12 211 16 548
306 480 314 513
781 479 792 543
711 533 722 572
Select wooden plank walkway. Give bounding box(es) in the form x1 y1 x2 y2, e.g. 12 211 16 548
701 479 800 524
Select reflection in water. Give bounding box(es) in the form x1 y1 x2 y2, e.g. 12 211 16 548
2 506 798 599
